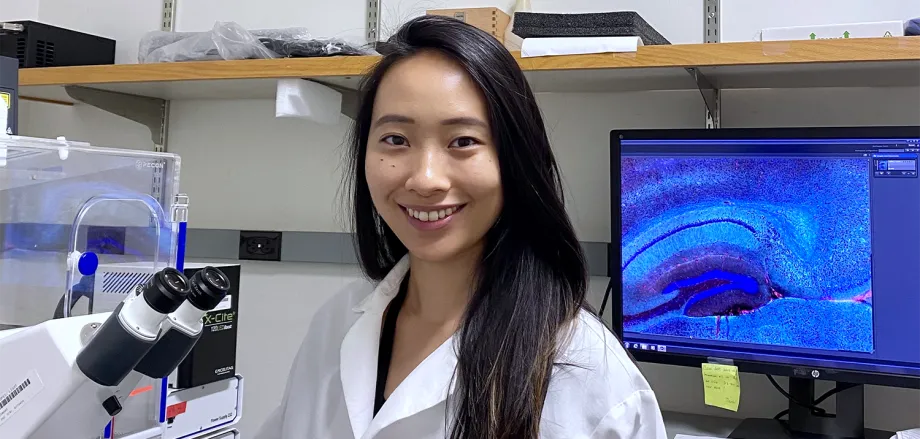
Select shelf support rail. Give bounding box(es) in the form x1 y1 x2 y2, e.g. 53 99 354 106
367 0 380 46
687 0 722 129
157 0 177 153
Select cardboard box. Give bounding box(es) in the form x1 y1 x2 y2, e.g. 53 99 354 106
427 7 521 49
761 20 904 42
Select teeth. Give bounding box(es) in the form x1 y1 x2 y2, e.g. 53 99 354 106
406 206 460 222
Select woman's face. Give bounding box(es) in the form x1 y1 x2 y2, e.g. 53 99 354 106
365 51 503 263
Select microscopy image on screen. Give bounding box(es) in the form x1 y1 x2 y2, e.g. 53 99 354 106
621 157 874 353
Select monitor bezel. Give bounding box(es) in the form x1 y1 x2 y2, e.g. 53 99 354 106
610 126 920 389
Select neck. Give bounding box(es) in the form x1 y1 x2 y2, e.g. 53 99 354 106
405 245 480 325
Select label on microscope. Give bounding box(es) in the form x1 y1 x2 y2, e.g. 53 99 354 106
0 369 44 426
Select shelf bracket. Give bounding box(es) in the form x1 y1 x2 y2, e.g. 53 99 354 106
311 81 360 120
64 86 169 149
686 68 721 129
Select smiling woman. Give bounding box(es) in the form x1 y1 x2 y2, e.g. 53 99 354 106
255 14 666 439
362 50 503 262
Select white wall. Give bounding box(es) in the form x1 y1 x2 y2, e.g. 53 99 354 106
7 0 920 436
0 0 40 21
36 0 159 64
721 0 920 42
175 0 367 41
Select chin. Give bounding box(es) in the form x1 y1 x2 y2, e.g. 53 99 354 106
402 234 484 264
405 242 467 263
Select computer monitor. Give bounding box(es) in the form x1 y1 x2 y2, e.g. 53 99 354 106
611 127 920 439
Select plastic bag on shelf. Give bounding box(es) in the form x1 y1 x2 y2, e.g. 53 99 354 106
138 21 375 63
906 18 920 36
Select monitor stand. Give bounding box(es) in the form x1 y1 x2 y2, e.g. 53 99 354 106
728 378 892 439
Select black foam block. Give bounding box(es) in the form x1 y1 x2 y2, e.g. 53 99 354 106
512 11 671 46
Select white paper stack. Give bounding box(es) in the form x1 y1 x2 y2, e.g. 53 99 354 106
521 36 643 58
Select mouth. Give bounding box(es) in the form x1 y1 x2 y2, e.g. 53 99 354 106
400 204 466 230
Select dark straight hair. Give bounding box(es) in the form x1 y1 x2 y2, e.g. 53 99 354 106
343 15 589 439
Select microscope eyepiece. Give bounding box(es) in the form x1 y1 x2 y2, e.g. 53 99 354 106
142 267 191 314
203 267 230 290
187 266 231 311
164 270 187 291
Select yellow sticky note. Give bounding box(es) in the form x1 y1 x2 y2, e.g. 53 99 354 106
701 363 740 412
0 92 9 109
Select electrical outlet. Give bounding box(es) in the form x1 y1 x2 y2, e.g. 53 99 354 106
239 231 282 261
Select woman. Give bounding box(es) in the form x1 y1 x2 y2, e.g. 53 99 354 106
256 15 667 439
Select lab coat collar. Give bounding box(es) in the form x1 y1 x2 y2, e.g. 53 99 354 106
351 256 410 313
340 256 458 439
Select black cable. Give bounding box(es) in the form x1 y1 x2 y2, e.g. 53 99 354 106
599 277 614 320
769 376 856 420
773 386 839 420
766 375 827 414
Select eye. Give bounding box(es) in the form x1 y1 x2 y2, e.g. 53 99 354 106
382 135 408 146
449 137 479 148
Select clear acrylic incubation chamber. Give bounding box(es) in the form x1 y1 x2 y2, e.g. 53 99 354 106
0 135 186 438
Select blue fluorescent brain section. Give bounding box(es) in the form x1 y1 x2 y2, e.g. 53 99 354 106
621 157 874 353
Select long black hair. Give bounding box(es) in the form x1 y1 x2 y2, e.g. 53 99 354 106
344 15 588 438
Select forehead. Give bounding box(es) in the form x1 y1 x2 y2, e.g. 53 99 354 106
372 51 488 121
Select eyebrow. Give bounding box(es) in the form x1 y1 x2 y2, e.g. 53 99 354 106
371 114 489 129
373 114 415 128
440 117 489 129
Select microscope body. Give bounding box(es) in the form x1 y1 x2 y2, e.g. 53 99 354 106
0 266 231 439
0 312 121 439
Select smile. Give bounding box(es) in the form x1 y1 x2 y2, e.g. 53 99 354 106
401 204 466 230
404 205 463 222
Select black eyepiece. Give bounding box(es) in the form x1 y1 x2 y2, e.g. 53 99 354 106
187 266 231 311
164 270 187 291
141 267 191 314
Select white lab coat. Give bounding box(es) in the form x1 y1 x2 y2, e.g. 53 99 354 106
255 257 668 439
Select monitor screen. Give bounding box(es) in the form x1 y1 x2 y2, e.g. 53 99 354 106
615 128 920 381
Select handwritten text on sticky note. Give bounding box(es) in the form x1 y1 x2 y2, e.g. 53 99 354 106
701 363 740 412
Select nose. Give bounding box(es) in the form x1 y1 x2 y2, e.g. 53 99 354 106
405 146 450 196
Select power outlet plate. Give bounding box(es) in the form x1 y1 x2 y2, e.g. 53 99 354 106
239 231 282 261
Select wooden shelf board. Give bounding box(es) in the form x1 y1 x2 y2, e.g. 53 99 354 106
17 37 920 103
516 37 920 71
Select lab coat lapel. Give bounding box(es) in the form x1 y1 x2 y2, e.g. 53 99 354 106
364 335 458 438
340 257 410 439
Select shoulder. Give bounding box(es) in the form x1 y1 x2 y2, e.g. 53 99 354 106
298 277 375 353
540 310 666 438
555 310 652 394
551 310 654 397
295 278 375 367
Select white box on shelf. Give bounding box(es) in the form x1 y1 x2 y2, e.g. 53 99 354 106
163 375 244 439
761 20 904 41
